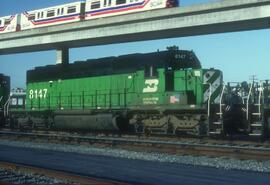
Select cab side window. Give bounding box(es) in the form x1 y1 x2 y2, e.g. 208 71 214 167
28 14 35 21
144 65 158 78
4 19 11 25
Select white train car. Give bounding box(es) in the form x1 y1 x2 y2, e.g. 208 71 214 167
0 15 18 34
20 1 85 30
84 0 178 20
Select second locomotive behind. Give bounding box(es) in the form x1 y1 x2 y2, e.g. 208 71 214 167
0 74 10 126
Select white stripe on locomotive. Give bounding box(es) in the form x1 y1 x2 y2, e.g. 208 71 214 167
203 73 222 104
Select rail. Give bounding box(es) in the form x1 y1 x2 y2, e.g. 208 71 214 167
0 130 269 160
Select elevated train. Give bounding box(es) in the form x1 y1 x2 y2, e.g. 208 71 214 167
0 47 269 138
0 0 178 34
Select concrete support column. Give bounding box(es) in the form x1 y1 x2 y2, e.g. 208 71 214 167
56 48 69 65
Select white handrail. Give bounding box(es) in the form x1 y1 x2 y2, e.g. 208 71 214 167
219 84 226 132
3 96 10 117
258 82 264 119
219 84 226 119
205 83 212 118
246 82 253 121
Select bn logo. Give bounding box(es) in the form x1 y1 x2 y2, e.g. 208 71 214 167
143 79 159 93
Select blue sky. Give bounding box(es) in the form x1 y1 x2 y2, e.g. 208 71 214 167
0 0 269 88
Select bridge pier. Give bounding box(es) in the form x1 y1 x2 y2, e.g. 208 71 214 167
56 48 69 65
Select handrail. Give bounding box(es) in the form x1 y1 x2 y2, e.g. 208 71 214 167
204 83 212 118
246 81 253 121
3 96 11 117
257 82 264 119
219 83 226 119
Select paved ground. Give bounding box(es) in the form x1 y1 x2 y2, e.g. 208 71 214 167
0 145 269 185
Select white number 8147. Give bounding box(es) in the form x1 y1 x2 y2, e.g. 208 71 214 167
29 89 48 99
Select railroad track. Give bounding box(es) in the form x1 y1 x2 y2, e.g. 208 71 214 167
0 130 270 161
0 161 125 185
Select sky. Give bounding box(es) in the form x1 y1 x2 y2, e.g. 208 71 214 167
0 0 270 88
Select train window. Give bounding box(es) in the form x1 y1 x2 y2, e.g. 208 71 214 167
108 0 112 5
18 98 23 106
11 98 17 106
0 20 2 26
91 1 101 9
28 14 35 21
47 10 55 17
41 12 44 18
61 8 64 15
5 19 10 25
144 65 158 78
104 0 107 6
57 9 60 15
116 0 126 5
67 6 76 14
4 19 10 25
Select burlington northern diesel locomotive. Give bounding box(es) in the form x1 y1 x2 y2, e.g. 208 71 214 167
0 0 178 34
1 47 270 137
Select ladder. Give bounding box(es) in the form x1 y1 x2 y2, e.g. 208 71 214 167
209 83 226 135
249 83 264 136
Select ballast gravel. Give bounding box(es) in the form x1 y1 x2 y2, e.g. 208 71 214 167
0 139 269 173
0 167 79 185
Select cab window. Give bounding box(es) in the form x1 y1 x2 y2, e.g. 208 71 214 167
4 19 11 25
144 65 158 78
28 14 35 21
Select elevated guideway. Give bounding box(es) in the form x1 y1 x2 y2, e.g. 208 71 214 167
1 0 270 63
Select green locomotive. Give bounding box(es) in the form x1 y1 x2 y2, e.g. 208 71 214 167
8 47 222 135
0 74 10 126
2 47 270 137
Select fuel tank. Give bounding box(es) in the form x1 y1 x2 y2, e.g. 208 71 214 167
53 110 128 131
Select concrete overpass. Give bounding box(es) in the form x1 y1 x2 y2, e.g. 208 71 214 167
1 0 270 63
